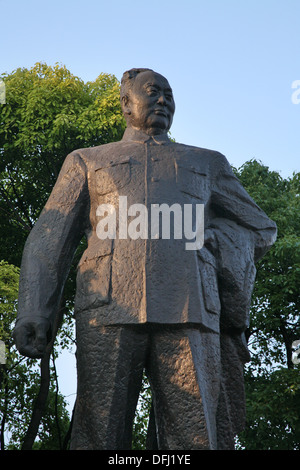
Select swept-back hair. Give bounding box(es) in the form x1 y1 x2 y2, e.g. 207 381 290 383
120 68 154 104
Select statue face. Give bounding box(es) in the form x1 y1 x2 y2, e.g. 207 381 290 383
124 70 175 135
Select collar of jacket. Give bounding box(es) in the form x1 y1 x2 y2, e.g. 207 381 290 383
121 127 171 145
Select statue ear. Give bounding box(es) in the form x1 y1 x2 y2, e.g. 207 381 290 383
121 95 131 116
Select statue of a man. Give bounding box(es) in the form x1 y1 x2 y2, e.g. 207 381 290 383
13 68 277 450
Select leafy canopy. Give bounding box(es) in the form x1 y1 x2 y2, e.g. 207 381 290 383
0 62 126 449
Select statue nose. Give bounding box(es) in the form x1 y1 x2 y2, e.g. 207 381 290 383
157 95 167 105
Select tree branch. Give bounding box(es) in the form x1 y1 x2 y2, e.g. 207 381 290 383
51 353 62 449
279 319 294 369
0 373 8 450
0 187 32 233
21 300 66 450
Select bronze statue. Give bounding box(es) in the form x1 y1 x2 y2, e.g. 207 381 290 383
13 68 277 449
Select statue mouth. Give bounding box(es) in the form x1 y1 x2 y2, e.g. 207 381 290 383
154 109 168 117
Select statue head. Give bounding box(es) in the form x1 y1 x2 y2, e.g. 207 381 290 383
120 68 175 136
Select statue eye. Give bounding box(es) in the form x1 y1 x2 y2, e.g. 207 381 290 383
146 86 159 96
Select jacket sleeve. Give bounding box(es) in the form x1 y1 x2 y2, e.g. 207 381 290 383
210 152 277 262
16 151 89 330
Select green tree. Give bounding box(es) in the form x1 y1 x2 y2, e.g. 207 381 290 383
2 63 299 450
132 374 152 449
234 160 300 449
0 63 126 449
0 62 125 267
0 260 71 450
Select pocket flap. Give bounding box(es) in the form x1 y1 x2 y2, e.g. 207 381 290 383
95 156 131 195
175 158 207 176
198 246 217 269
95 155 131 171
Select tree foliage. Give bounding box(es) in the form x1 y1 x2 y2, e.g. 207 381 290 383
0 63 125 449
0 260 71 450
234 160 300 449
0 62 125 267
132 374 152 450
0 62 299 450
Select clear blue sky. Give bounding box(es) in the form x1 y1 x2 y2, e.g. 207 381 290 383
2 0 300 179
2 0 300 413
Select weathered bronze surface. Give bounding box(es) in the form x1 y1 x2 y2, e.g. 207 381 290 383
14 68 277 449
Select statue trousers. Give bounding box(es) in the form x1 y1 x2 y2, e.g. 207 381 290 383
70 312 221 450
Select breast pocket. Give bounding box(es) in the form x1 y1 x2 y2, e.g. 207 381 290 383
95 156 131 196
175 160 208 199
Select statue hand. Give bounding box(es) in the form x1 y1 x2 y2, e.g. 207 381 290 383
13 316 52 359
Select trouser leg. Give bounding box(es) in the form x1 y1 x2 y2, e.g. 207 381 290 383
216 332 250 450
147 326 220 450
70 314 148 450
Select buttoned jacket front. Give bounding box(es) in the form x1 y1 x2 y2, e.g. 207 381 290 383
17 128 277 334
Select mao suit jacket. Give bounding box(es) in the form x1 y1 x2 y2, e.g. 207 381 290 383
17 128 277 335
